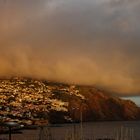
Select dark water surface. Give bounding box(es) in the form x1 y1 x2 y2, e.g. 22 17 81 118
0 121 140 140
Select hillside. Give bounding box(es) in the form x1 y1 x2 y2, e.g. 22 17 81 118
0 77 140 125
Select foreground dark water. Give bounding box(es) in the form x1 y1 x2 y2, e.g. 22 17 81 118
0 121 140 140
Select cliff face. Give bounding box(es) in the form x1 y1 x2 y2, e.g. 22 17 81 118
51 86 140 123
67 86 140 122
0 77 140 125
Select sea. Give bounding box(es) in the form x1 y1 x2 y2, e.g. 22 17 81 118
0 121 140 140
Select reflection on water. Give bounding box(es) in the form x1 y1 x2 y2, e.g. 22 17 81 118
0 121 140 140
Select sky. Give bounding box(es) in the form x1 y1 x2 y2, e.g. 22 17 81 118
0 0 140 101
122 96 140 106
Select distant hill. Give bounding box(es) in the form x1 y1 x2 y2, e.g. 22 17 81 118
0 77 140 125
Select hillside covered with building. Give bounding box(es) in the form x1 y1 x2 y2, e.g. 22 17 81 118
0 77 140 125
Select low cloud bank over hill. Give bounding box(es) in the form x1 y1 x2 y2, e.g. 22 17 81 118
0 0 140 95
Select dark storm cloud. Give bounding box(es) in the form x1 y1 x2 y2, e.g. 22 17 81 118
0 0 140 95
